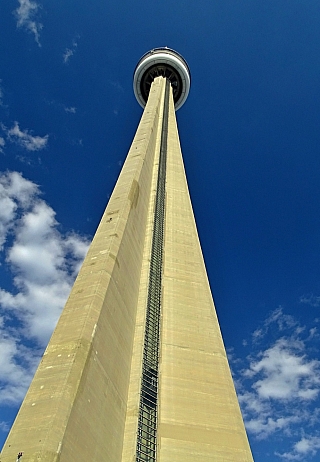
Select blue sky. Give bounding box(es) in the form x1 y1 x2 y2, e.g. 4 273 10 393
1 0 320 460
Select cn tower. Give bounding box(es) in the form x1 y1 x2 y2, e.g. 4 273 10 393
0 48 254 462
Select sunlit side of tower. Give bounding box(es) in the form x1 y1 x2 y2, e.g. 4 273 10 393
0 48 254 462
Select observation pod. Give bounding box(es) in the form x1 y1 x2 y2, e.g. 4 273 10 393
133 47 191 110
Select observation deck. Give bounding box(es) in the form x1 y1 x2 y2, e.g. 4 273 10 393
133 47 191 110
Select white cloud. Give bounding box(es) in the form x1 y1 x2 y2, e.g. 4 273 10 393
0 171 89 405
243 412 301 440
63 49 74 63
234 308 320 458
0 421 9 433
0 171 37 249
44 99 77 115
251 307 299 345
252 327 264 342
0 137 5 152
248 337 320 401
63 36 80 64
0 332 39 405
300 294 320 308
3 122 48 151
14 0 43 46
64 106 76 114
277 436 320 460
308 327 318 339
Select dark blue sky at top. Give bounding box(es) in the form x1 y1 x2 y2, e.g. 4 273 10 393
1 0 320 459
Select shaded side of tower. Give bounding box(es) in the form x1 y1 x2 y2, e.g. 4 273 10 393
0 77 254 462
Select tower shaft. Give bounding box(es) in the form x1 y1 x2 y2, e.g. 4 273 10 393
0 77 253 462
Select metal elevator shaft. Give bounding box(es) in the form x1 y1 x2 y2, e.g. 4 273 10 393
136 79 170 462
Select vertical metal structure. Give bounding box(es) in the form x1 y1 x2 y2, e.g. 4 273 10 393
136 80 170 462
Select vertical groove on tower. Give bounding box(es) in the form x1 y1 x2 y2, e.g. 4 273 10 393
136 79 170 462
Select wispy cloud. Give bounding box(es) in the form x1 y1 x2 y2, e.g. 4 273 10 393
2 122 48 151
14 0 43 46
44 99 77 115
0 421 9 433
233 308 320 460
300 294 320 308
251 306 300 344
64 106 76 114
0 171 89 410
277 436 320 460
0 138 5 153
108 80 124 93
63 36 80 64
